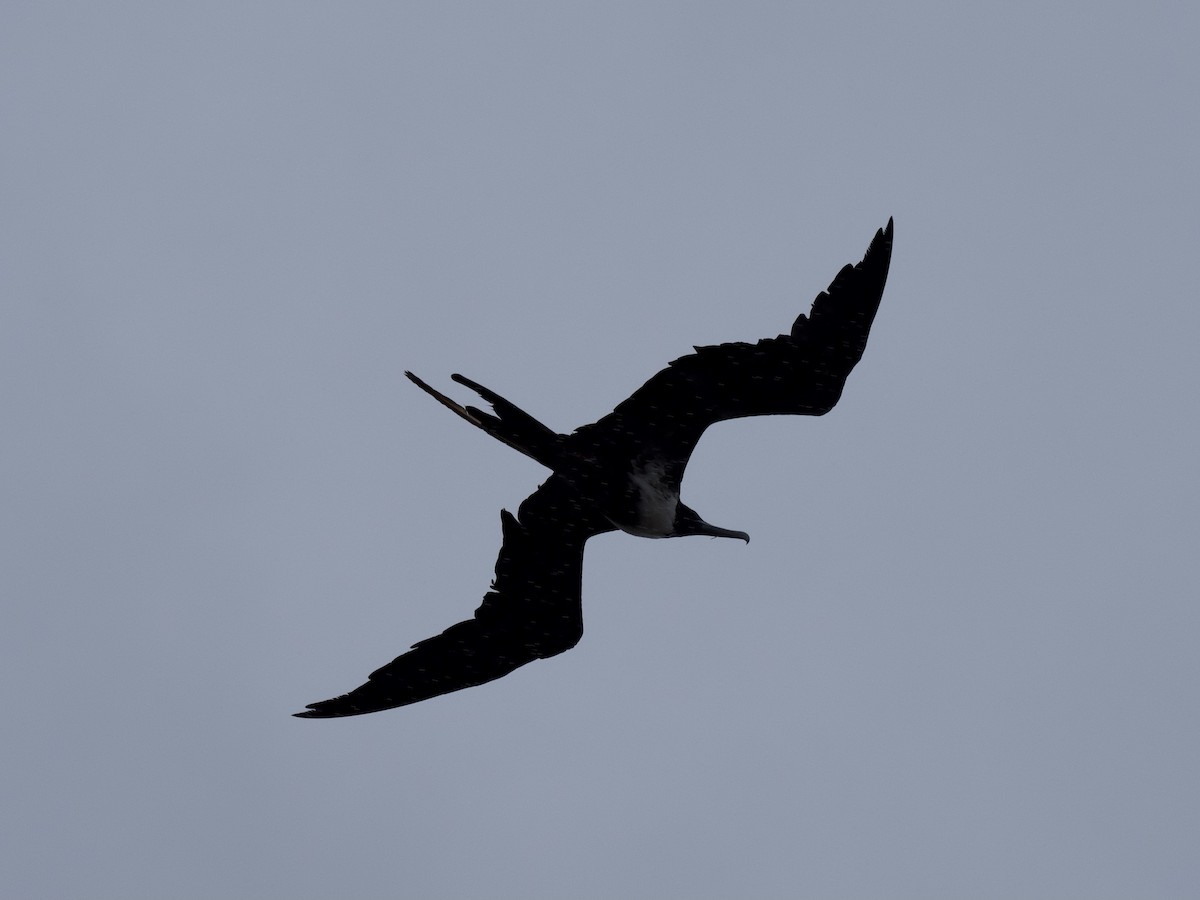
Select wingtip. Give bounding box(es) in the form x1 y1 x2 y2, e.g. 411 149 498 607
867 217 893 260
293 703 341 719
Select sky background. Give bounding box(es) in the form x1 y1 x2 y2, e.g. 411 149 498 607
4 3 1198 898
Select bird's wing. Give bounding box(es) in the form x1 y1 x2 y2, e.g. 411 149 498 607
570 218 892 469
295 477 610 718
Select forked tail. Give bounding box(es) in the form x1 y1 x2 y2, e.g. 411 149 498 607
405 371 564 470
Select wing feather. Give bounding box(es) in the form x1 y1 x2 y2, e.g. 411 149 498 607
295 478 609 718
568 219 892 466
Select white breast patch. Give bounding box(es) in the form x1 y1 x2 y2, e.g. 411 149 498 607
619 460 679 538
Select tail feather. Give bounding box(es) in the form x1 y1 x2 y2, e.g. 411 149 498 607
405 371 564 469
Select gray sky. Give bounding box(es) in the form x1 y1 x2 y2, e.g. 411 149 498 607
4 3 1198 898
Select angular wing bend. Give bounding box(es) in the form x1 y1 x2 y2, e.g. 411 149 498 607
568 218 893 467
295 478 604 718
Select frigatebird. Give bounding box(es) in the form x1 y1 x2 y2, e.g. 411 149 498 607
296 218 892 718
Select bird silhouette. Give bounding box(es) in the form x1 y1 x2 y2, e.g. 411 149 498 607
296 219 892 718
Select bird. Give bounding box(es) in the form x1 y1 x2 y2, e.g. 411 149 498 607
295 218 892 718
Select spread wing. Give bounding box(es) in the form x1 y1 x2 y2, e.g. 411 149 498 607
295 477 611 718
568 218 893 472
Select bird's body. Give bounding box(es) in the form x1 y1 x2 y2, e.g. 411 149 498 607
618 459 681 538
296 219 893 718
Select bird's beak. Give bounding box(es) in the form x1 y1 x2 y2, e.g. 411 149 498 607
705 525 750 543
674 504 750 543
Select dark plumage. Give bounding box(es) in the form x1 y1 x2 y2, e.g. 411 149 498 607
296 219 892 718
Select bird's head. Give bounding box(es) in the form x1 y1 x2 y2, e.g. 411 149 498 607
671 503 750 543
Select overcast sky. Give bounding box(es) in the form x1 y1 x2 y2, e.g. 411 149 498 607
4 3 1198 899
